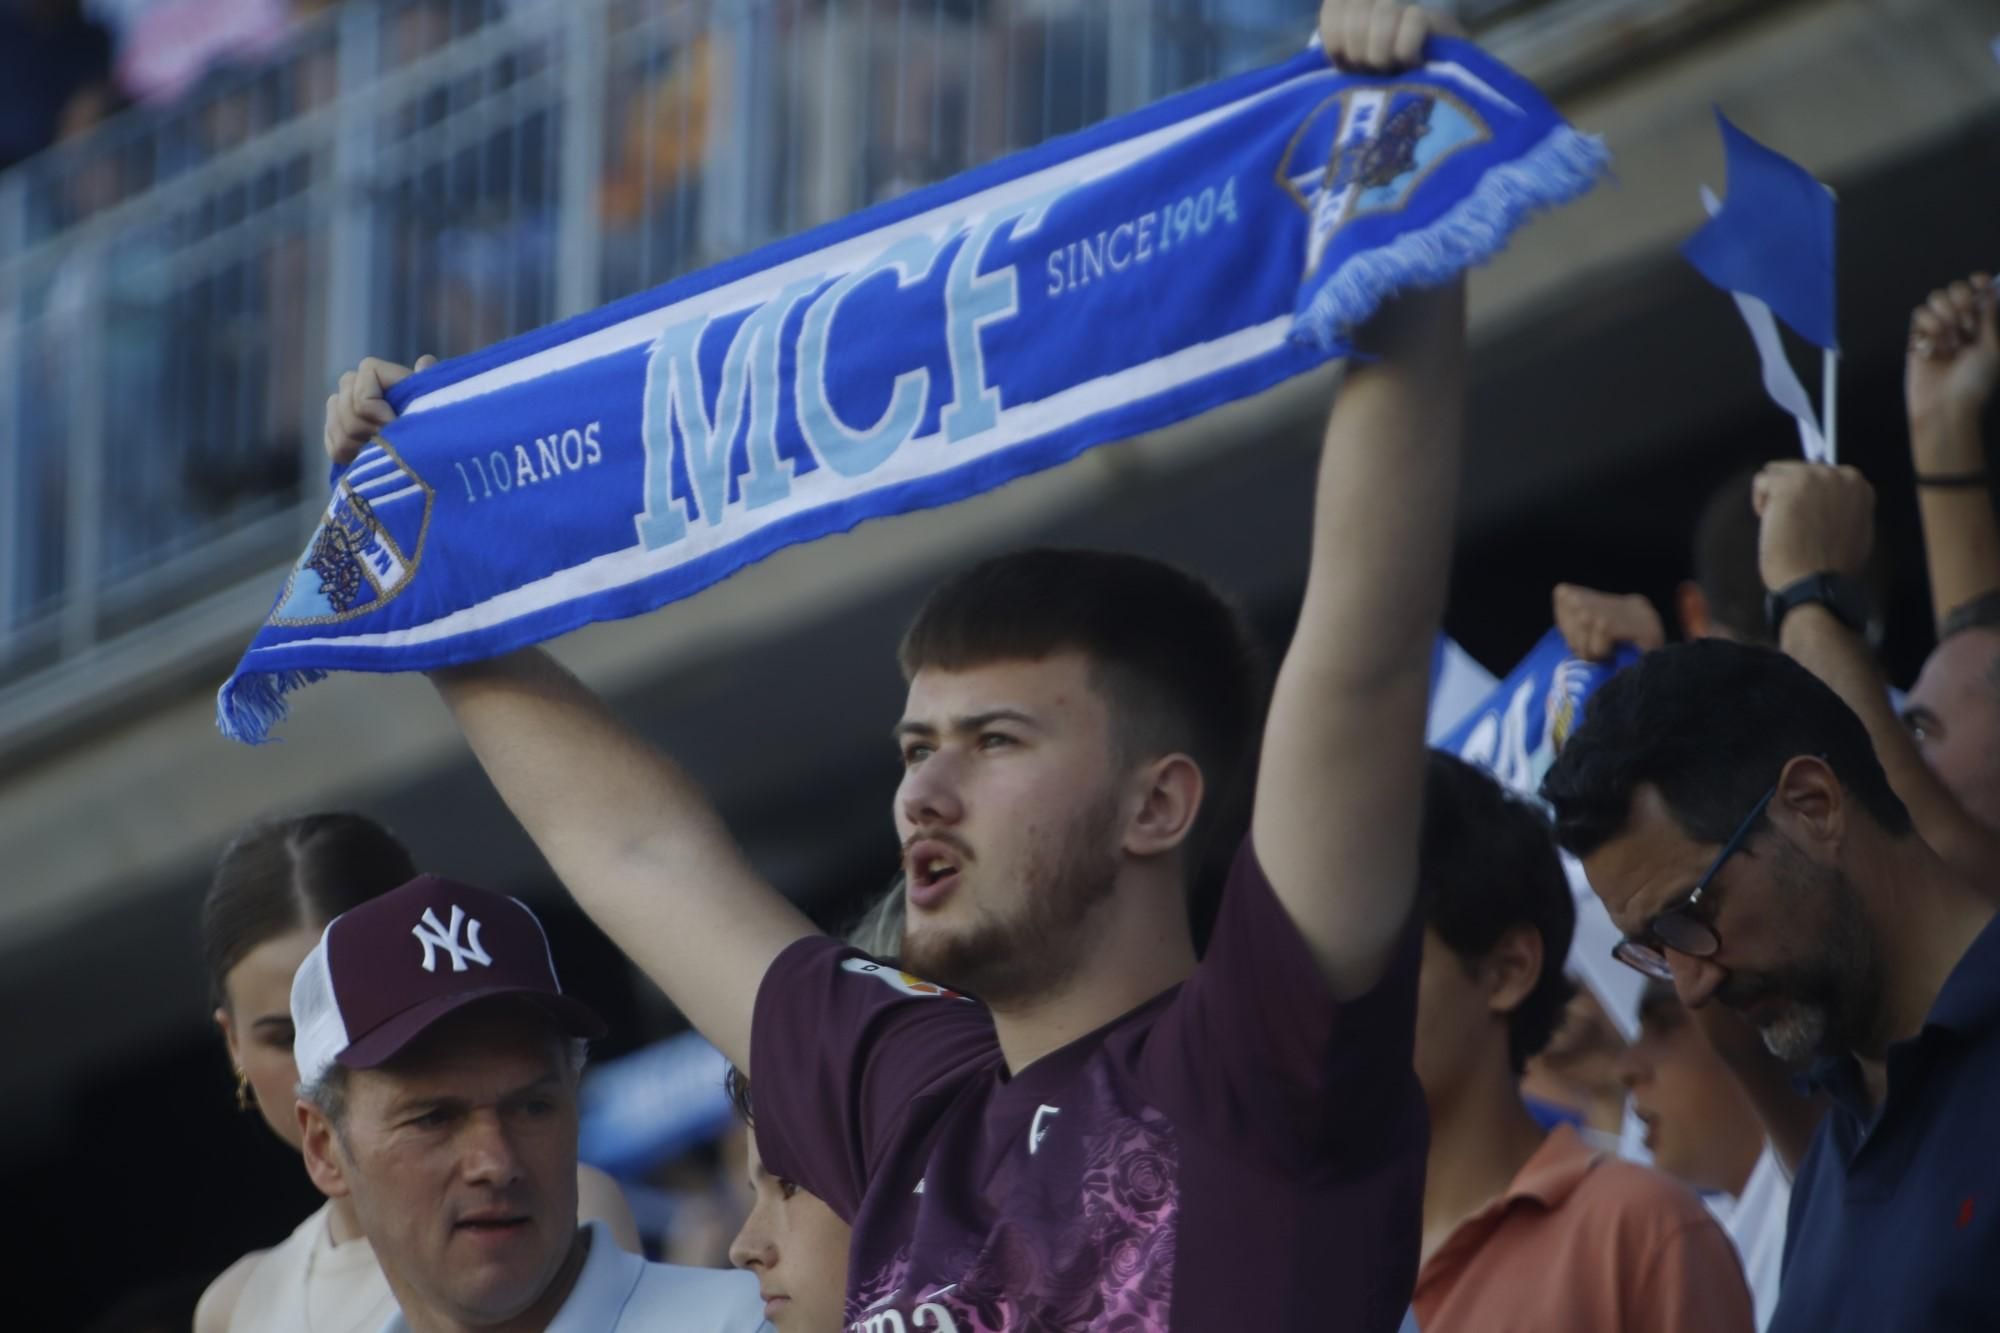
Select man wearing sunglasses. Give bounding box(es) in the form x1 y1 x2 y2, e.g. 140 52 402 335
1542 638 1999 1333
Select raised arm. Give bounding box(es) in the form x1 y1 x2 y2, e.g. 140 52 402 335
1906 273 2000 630
327 361 815 1070
1255 282 1464 998
1755 461 2000 895
1252 1 1468 1001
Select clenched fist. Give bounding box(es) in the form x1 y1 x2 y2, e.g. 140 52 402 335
1752 461 1874 592
1552 584 1666 662
1906 273 1998 440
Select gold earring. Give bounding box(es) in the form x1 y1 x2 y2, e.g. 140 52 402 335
235 1068 254 1112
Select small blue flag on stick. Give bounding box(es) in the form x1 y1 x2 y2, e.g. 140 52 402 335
1682 110 1837 350
1682 110 1840 462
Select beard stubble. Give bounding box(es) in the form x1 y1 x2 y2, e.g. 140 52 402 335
901 787 1125 1009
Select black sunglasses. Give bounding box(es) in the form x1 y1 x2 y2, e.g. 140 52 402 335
1611 782 1777 982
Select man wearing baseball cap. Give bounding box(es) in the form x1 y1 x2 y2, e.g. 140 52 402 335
290 874 768 1333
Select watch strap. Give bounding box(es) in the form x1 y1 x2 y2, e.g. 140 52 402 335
1765 572 1868 638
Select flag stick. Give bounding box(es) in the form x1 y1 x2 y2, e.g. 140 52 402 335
1822 348 1839 466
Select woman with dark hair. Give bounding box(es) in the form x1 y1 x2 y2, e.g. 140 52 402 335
192 813 639 1333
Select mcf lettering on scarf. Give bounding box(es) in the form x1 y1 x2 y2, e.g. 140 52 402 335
634 188 1069 552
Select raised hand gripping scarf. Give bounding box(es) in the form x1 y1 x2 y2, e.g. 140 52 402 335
1434 628 1638 798
220 37 1605 741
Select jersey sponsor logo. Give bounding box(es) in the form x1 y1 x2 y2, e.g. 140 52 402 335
841 957 968 1000
848 1109 1180 1331
1029 1104 1061 1156
412 905 493 973
851 1306 962 1333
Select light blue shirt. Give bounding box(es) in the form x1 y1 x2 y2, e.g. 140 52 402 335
378 1221 768 1333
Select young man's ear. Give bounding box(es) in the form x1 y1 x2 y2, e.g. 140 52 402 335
299 1102 353 1201
1123 753 1204 859
1482 924 1545 1016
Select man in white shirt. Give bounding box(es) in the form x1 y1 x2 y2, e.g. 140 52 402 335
289 873 767 1333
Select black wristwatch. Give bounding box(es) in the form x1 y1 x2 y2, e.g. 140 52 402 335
1765 572 1870 638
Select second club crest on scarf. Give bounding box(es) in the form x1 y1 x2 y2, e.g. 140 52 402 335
268 439 434 625
1280 85 1492 277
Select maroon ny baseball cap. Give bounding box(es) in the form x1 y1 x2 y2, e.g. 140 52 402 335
290 874 606 1086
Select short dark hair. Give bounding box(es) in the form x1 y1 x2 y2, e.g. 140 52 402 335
1541 640 1914 858
1940 590 2000 643
201 813 418 1009
1419 751 1576 1074
1690 469 1770 646
899 548 1266 872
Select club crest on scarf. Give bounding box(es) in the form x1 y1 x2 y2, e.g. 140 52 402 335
1280 85 1490 277
268 439 434 625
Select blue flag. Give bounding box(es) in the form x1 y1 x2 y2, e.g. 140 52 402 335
1680 110 1837 350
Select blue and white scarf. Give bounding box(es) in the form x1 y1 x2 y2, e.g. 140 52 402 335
220 37 1605 741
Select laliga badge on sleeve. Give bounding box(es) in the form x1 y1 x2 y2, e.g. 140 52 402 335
841 957 968 1001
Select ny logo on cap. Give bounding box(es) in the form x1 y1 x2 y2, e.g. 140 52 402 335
412 905 494 973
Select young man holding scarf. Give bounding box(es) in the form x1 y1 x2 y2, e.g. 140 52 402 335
331 7 1465 1326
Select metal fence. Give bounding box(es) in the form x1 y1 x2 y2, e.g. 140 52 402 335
0 0 1321 709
